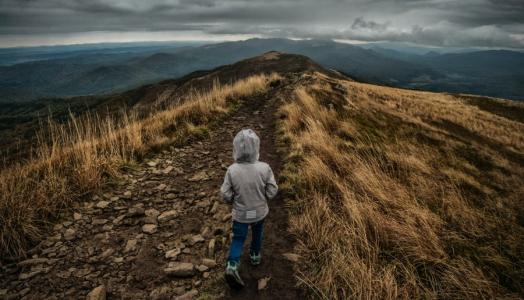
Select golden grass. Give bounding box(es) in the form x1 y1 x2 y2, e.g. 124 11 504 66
0 73 280 258
277 74 524 299
344 82 524 152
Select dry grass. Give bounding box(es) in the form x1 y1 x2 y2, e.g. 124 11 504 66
277 73 524 299
0 73 280 258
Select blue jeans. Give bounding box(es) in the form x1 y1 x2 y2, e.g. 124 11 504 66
227 219 265 264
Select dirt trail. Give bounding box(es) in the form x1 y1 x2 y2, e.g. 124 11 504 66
1 86 301 299
218 88 300 300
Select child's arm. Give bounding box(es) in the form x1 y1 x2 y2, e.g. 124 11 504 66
265 167 278 200
220 168 234 203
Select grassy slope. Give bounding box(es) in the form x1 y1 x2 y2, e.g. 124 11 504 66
0 74 279 258
2 57 523 298
276 72 524 299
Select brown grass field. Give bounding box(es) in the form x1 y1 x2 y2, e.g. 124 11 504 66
0 73 279 258
276 72 524 299
1 65 523 299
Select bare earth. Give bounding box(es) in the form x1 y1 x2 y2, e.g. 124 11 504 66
1 84 301 299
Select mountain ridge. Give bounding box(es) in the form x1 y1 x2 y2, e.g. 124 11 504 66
0 52 337 161
3 38 523 103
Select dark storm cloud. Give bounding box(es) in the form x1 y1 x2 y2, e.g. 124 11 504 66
351 17 390 31
0 0 523 48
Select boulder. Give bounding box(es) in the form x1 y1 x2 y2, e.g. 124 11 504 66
164 262 195 277
87 285 106 300
127 207 145 218
258 277 271 290
99 248 115 260
174 289 198 300
92 219 108 225
158 210 178 223
145 208 160 218
190 234 205 245
64 229 76 241
124 239 138 253
122 191 132 199
142 224 157 234
112 215 126 225
195 265 208 272
73 213 82 221
96 201 109 209
201 258 217 268
188 171 209 182
162 166 174 174
155 183 167 191
144 209 160 224
165 248 181 259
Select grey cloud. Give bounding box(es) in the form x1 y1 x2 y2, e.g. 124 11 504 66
0 0 523 48
351 17 390 31
178 0 216 8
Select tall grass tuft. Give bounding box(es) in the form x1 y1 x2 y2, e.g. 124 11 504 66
277 74 524 299
0 73 280 258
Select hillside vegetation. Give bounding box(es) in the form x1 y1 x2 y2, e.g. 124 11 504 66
1 52 523 299
0 73 279 257
277 72 524 298
3 39 524 103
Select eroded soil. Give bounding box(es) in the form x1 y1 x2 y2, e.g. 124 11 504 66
1 84 301 299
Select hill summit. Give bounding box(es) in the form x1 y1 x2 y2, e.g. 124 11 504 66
1 52 523 299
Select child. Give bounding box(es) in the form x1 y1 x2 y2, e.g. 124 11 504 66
220 128 278 289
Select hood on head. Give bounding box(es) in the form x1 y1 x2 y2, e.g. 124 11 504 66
233 129 260 163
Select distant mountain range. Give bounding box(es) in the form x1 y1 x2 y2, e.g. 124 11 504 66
1 38 523 102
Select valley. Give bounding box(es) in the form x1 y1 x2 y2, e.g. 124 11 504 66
1 39 523 105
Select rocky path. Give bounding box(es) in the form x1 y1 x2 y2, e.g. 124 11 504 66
1 88 301 299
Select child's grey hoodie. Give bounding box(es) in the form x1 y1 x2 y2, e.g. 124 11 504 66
220 129 278 223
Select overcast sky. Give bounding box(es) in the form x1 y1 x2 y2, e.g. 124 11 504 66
0 0 523 48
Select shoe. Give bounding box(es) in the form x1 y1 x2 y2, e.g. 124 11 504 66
225 261 245 289
250 252 261 266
